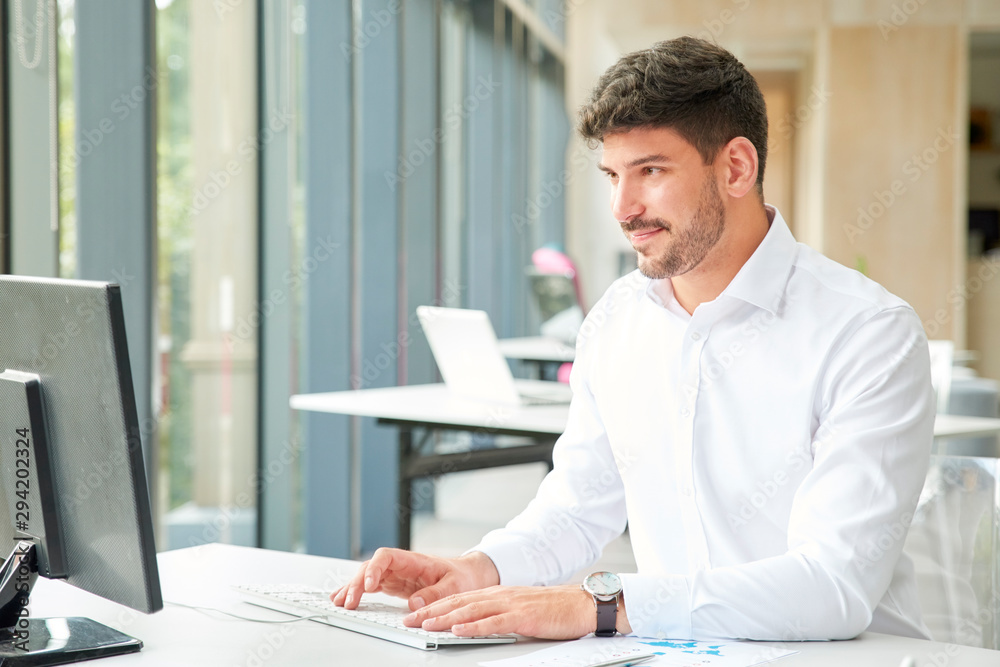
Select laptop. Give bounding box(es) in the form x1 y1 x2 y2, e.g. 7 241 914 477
416 306 573 406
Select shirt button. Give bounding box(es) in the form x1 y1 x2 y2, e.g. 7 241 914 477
690 332 701 341
680 408 691 418
681 487 693 497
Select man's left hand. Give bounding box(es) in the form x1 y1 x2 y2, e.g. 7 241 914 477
402 584 597 640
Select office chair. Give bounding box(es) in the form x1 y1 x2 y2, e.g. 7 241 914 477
903 340 999 649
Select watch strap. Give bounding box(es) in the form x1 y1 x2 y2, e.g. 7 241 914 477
594 597 618 637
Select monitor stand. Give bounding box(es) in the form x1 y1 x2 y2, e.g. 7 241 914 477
0 541 143 665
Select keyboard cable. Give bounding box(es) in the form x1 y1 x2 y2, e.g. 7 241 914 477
166 600 330 624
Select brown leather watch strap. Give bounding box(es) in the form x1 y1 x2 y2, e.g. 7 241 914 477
595 597 618 637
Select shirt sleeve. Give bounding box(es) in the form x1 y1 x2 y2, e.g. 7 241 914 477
468 329 629 587
620 306 935 640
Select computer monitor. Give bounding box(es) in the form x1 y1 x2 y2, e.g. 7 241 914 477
525 268 577 323
0 275 162 664
525 269 584 344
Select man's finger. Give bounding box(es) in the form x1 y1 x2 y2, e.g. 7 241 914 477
408 579 458 611
406 588 492 625
452 612 517 637
364 548 392 589
363 565 381 592
342 548 415 608
418 599 505 633
341 559 372 609
365 547 414 591
405 591 459 624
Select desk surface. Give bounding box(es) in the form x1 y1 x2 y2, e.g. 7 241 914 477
291 382 569 435
292 385 1000 446
932 414 1000 457
28 544 1000 665
933 414 1000 439
498 336 576 363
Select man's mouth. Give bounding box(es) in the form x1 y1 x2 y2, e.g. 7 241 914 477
629 228 664 243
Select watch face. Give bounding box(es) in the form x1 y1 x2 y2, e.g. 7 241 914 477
585 571 621 597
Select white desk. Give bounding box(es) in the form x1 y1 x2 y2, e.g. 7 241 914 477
28 543 1000 665
498 336 576 380
931 414 1000 457
291 382 568 436
291 386 1000 547
498 336 576 363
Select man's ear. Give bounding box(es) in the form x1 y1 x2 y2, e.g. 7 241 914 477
719 137 759 199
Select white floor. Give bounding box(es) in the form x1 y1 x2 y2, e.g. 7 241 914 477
409 462 637 582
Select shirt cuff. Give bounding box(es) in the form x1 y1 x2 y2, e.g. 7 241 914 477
620 573 692 639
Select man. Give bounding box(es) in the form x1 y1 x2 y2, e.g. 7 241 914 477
333 36 934 642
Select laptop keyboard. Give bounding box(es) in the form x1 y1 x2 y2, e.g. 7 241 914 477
236 584 517 650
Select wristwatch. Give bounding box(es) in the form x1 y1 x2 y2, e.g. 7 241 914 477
581 571 622 637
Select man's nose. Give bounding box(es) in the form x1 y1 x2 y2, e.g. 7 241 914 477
612 179 643 223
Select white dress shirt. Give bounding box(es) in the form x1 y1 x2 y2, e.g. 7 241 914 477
472 206 935 641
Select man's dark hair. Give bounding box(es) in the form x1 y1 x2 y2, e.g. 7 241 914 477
579 37 768 191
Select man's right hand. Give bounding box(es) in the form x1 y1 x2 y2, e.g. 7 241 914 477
331 548 500 611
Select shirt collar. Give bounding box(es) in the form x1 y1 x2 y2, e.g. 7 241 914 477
722 205 797 316
642 205 797 316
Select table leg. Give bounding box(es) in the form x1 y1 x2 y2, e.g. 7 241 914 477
397 427 413 550
386 420 558 552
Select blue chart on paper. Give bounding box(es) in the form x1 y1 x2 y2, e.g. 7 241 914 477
639 640 727 656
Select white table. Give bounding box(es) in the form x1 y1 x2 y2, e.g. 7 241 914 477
498 336 576 363
291 382 568 436
931 414 1000 457
28 544 1000 665
498 336 576 380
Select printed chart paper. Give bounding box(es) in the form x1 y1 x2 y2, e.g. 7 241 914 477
479 635 797 667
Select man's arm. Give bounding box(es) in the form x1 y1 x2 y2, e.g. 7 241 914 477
467 331 629 587
395 327 633 637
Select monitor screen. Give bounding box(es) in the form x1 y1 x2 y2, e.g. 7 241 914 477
0 276 161 661
526 270 577 323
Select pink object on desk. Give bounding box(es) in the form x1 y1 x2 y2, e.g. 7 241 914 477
557 362 573 384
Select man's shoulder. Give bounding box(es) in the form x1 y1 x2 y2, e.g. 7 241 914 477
790 243 914 318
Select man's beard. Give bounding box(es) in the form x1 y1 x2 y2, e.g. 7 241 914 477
622 175 726 280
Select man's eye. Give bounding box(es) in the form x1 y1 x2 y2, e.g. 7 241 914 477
644 167 660 175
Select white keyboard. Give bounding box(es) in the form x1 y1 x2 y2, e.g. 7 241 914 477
236 584 517 650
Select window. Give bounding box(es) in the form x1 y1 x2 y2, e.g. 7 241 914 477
5 0 568 558
156 0 260 550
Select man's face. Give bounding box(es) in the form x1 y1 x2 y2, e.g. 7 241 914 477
599 127 726 280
